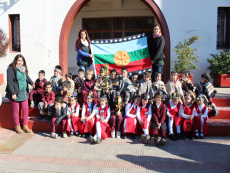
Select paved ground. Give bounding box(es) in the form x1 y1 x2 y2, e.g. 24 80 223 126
0 128 229 173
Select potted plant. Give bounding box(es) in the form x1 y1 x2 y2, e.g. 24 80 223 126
207 49 230 87
173 35 201 83
0 28 9 84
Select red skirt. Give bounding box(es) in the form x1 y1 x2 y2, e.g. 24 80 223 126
123 117 137 134
174 116 183 126
193 116 208 135
66 116 84 134
95 119 111 140
183 119 193 132
83 117 94 134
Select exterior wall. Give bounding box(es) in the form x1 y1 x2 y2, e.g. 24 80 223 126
0 0 230 84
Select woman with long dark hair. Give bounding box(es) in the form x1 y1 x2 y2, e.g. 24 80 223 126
76 29 94 76
148 24 165 82
5 54 34 134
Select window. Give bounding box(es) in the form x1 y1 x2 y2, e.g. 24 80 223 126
9 14 21 52
217 7 230 49
83 17 154 40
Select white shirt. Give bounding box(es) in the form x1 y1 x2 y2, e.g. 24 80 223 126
81 102 97 119
125 103 137 118
179 103 195 119
136 104 152 122
194 104 208 120
67 103 80 117
96 104 111 123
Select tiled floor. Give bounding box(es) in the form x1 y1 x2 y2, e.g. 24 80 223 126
0 128 230 172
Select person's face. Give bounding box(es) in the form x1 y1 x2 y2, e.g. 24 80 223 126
196 98 204 106
62 86 68 92
39 73 44 81
54 70 60 77
78 73 84 79
87 97 93 103
81 31 86 40
16 57 24 66
100 71 105 78
182 73 187 80
153 26 160 35
171 73 178 81
155 76 161 82
200 77 207 83
66 76 71 81
132 77 137 83
110 73 117 79
184 96 192 105
70 98 76 105
121 71 127 78
142 99 148 105
172 98 179 105
155 96 162 104
54 102 61 109
134 98 140 106
100 99 106 105
86 74 92 80
143 75 150 81
45 85 52 93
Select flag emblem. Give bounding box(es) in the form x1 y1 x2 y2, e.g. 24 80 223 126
114 50 130 67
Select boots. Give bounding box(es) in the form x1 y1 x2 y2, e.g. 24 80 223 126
211 103 219 117
15 125 24 134
22 125 33 133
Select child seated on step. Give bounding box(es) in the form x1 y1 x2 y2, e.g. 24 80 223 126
180 70 194 93
123 94 141 139
136 93 152 144
89 95 111 144
60 80 72 105
38 82 55 120
130 72 140 98
30 70 47 108
166 71 183 102
65 72 75 93
166 92 182 141
50 97 68 139
81 92 97 138
66 94 81 137
82 69 98 104
110 69 119 104
179 92 195 140
74 69 85 97
195 73 219 117
50 65 63 97
193 94 209 139
110 96 125 138
151 91 167 145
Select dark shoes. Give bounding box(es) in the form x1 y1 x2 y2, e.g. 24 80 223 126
38 115 44 119
46 116 51 121
131 133 136 139
160 138 166 145
176 133 181 140
181 132 186 140
188 132 193 140
96 138 102 144
169 134 177 141
89 135 95 144
122 133 127 139
141 134 149 144
154 137 161 145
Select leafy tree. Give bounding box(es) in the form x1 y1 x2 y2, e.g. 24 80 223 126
0 28 9 58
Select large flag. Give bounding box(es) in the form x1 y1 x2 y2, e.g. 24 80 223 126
91 33 152 77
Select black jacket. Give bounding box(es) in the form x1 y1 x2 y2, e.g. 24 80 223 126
5 65 33 95
51 106 67 125
148 36 165 62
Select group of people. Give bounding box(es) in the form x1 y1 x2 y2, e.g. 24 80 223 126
5 24 218 146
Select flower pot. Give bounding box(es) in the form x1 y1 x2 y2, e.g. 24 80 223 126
0 74 4 84
178 74 193 83
213 74 230 87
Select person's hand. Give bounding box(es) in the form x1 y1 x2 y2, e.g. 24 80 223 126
189 115 193 120
133 115 136 118
100 119 105 123
80 117 84 121
72 113 76 117
12 94 17 100
77 89 81 93
86 117 90 121
116 111 121 116
151 60 155 64
106 90 109 93
55 123 58 126
44 102 47 109
170 116 173 120
89 54 94 58
134 87 138 91
198 113 202 118
32 84 35 89
60 90 63 95
68 114 70 118
139 119 143 125
157 123 161 129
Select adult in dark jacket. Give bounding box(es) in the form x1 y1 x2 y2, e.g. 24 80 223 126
5 54 34 134
148 24 165 82
76 29 94 76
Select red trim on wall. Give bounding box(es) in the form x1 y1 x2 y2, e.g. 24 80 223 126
8 15 12 52
59 0 170 81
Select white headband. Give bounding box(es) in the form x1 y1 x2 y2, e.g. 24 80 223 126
78 72 84 75
55 68 61 73
132 75 138 78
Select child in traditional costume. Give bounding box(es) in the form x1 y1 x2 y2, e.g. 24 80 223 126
110 96 125 138
123 94 141 139
151 91 167 145
89 95 111 144
136 93 152 144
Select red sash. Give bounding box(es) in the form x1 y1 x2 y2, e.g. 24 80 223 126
140 104 149 129
193 105 208 135
95 104 111 139
182 104 195 132
124 104 137 134
167 102 183 126
83 103 95 134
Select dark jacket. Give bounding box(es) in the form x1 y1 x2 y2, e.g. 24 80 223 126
34 78 47 91
5 65 33 96
51 106 67 125
148 36 165 63
151 102 166 125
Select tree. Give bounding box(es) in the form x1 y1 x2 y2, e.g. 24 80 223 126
0 28 9 58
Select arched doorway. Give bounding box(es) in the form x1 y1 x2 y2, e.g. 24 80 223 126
59 0 170 81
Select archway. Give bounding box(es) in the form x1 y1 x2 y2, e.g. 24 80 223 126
59 0 170 81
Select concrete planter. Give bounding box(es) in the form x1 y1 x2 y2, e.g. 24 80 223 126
213 74 230 87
